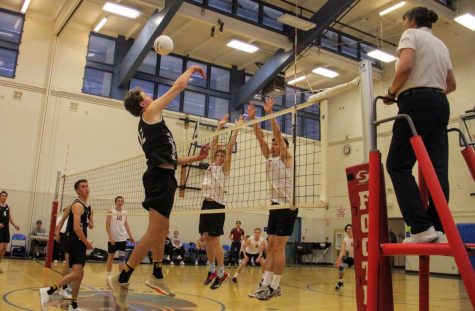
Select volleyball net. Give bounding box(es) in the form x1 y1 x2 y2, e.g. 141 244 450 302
59 77 359 215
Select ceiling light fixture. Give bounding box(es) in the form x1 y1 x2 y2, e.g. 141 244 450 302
367 49 396 63
287 76 306 85
454 13 475 31
21 0 31 14
379 1 406 16
102 2 141 19
227 40 258 53
312 67 339 79
277 14 316 31
94 17 108 32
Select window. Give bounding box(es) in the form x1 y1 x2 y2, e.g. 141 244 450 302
130 78 154 97
87 35 116 65
303 92 320 113
186 60 207 88
237 0 259 22
210 66 230 92
283 113 293 135
83 68 112 97
320 30 339 52
159 54 183 80
285 86 303 107
183 90 206 116
341 36 358 59
0 48 17 78
263 6 284 31
208 96 229 119
304 117 320 140
138 51 157 75
208 0 233 13
0 10 24 79
360 43 380 68
158 84 180 111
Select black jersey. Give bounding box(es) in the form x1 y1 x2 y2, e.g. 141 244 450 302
0 204 9 228
65 199 91 243
138 113 177 169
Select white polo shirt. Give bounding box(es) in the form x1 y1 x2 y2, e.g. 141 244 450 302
395 27 452 94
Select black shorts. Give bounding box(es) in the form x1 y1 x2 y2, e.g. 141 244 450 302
267 202 298 236
59 233 69 252
0 228 10 243
108 241 127 253
342 257 354 268
142 166 177 218
65 241 87 267
199 200 225 237
245 252 259 261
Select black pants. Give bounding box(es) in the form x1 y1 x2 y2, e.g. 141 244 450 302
386 90 449 234
229 241 241 264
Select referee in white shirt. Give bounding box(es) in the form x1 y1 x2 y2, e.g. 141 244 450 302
384 7 456 243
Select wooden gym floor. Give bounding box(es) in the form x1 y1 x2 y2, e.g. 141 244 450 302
0 259 472 310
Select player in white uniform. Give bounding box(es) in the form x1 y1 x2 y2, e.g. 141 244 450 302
335 224 354 289
106 196 135 284
248 98 296 300
200 114 243 289
232 228 266 282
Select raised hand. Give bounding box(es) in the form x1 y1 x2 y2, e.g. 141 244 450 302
247 104 256 120
235 114 244 126
198 144 210 160
188 65 206 79
263 97 275 114
218 114 229 127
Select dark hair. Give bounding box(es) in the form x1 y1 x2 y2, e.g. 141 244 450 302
214 148 226 158
344 224 352 231
0 191 7 196
403 7 438 29
36 220 42 224
236 220 241 225
124 88 144 117
115 196 124 203
74 179 88 190
272 137 290 148
254 227 262 232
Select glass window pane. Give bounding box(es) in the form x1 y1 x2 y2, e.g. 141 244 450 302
320 30 338 52
0 48 17 78
341 36 358 58
208 96 229 119
186 60 207 88
159 54 183 80
130 78 154 97
0 11 23 44
304 117 320 140
237 0 259 22
360 43 380 68
87 35 116 65
158 84 180 112
183 91 205 116
263 6 284 31
210 66 230 92
303 92 320 113
138 51 157 75
208 0 233 13
285 86 303 107
83 68 112 97
283 113 292 135
192 0 204 4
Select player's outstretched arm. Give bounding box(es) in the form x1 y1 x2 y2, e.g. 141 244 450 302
247 103 270 159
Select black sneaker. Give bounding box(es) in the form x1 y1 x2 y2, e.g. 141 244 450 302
204 271 217 285
210 272 229 289
335 281 344 290
269 286 282 298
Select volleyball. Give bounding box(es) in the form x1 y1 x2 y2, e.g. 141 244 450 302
153 35 173 56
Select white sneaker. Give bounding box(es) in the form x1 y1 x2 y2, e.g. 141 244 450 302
108 275 129 310
180 260 185 265
403 226 438 243
195 260 199 266
170 261 174 265
39 287 50 311
177 256 182 261
166 255 170 261
144 275 176 297
436 231 447 243
59 288 72 300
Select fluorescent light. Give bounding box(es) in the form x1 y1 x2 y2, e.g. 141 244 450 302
227 40 258 53
367 49 396 63
287 76 306 85
94 17 108 32
277 14 316 31
379 1 406 16
102 2 141 19
455 13 475 31
21 0 31 14
312 67 339 79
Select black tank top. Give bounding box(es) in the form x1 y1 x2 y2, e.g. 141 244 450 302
138 113 177 169
65 199 91 242
0 204 9 228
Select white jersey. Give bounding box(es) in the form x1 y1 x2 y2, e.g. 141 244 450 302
202 163 228 204
245 236 265 255
344 236 354 258
56 216 68 234
266 156 293 204
110 209 128 242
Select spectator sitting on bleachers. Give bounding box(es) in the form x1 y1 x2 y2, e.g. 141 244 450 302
194 235 207 266
170 230 185 265
30 219 47 258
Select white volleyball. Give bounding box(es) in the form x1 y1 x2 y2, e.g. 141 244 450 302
153 35 173 56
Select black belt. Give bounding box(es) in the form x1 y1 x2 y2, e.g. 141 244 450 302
399 87 444 98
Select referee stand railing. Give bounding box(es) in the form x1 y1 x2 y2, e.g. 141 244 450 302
366 96 475 311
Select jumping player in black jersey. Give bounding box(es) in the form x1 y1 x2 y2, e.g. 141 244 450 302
0 191 20 274
39 179 93 311
109 65 209 310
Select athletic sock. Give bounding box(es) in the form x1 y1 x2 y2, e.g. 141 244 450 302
270 274 282 290
47 283 58 295
217 265 224 278
209 263 216 273
262 271 273 287
153 261 163 279
118 263 135 283
339 278 343 282
233 272 239 278
71 298 78 309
